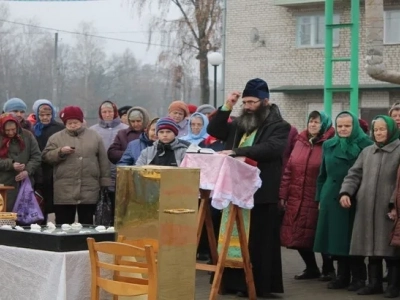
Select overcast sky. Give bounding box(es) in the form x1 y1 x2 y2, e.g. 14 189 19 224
8 0 163 64
6 0 223 87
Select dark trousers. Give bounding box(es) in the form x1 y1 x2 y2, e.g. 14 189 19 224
54 204 96 225
108 191 116 226
298 248 335 274
336 255 366 280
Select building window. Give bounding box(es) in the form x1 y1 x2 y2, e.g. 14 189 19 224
296 14 340 48
384 10 400 44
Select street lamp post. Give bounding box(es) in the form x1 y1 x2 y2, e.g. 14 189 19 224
207 52 223 107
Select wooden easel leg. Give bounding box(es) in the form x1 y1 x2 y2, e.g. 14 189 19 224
209 204 236 300
197 198 207 246
205 202 218 264
236 207 256 300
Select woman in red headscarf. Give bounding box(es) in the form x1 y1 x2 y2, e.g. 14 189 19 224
0 114 41 211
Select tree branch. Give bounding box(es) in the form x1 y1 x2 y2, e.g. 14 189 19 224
171 0 200 45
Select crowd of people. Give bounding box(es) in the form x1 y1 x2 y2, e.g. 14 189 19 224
2 77 400 299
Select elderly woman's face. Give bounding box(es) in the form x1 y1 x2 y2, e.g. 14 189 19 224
4 121 17 138
190 116 204 135
129 118 143 131
101 107 114 121
65 119 82 131
169 110 185 123
373 119 388 143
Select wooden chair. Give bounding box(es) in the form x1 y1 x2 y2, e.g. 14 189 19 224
117 235 159 255
87 238 157 300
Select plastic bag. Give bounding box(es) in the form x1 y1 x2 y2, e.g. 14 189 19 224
94 189 112 226
12 178 44 225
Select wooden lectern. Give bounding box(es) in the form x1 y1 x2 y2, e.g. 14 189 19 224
0 186 14 212
115 166 200 300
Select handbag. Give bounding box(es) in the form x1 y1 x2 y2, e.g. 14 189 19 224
12 178 44 225
94 188 113 226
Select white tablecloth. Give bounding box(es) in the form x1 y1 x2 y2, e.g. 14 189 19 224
0 245 111 300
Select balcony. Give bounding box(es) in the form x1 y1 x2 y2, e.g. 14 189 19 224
274 0 325 6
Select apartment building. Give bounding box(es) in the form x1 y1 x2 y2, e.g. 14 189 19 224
225 0 400 129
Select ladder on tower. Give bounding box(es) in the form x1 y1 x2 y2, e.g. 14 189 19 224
324 0 360 117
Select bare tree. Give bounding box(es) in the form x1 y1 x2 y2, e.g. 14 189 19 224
70 22 106 117
365 0 400 84
130 0 222 105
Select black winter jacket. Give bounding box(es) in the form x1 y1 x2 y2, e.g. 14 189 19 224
207 104 290 204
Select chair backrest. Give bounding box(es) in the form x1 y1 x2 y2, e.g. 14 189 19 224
87 238 157 300
117 235 159 255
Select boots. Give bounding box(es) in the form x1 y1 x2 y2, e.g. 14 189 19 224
327 257 350 289
348 257 366 292
384 261 400 298
357 258 384 295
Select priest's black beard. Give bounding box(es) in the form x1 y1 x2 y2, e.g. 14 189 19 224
237 105 270 134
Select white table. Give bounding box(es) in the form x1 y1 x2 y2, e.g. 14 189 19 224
0 245 111 300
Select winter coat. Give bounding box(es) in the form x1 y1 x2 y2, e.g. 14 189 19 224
90 118 128 191
42 127 111 205
207 104 290 204
314 139 374 256
176 118 189 138
280 127 335 249
339 140 400 257
107 107 149 164
34 121 65 213
390 166 400 247
118 132 153 166
282 125 298 174
135 138 189 166
107 128 141 164
0 129 42 211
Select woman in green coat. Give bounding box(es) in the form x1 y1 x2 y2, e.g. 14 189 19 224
314 111 373 291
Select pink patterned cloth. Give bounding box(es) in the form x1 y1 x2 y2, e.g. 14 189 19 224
180 153 261 209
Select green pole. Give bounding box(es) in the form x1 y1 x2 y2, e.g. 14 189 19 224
324 0 334 118
349 0 360 116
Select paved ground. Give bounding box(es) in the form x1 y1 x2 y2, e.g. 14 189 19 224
195 248 386 300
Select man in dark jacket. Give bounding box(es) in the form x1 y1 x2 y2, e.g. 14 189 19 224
207 78 290 298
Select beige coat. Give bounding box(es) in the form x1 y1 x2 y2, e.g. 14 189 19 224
42 127 111 205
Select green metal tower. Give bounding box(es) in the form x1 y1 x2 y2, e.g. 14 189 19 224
324 0 360 117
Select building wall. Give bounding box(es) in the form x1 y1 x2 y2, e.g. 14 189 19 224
225 0 400 129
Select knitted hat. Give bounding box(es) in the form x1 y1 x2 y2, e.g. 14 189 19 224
196 104 215 115
33 99 52 115
188 104 198 114
168 100 189 117
3 98 27 113
59 106 84 124
242 78 270 100
156 117 179 136
98 100 118 119
118 105 132 118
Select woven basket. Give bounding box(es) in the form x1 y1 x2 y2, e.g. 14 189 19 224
0 213 17 227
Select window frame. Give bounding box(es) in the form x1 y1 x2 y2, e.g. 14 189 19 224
384 9 400 45
296 13 340 48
